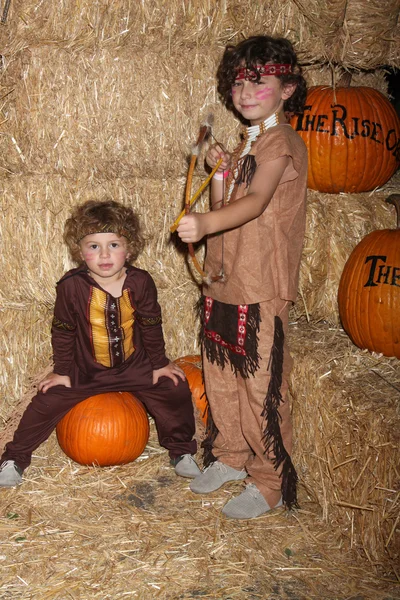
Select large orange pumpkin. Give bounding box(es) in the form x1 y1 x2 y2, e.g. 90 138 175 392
338 195 400 359
290 84 400 193
174 355 208 424
56 392 149 466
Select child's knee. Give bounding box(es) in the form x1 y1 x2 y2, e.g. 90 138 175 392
169 376 191 399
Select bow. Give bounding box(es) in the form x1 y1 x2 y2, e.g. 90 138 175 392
170 115 224 283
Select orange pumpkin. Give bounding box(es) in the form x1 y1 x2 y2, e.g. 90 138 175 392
290 84 400 193
338 195 400 358
56 392 149 466
174 355 208 424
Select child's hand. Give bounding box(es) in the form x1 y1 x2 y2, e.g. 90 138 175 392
153 362 186 386
206 143 231 172
38 373 72 394
177 213 208 243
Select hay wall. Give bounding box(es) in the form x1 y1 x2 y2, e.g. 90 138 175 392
0 0 399 574
290 322 400 563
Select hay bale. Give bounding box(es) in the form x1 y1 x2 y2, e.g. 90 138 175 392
1 0 398 73
331 0 399 69
0 306 52 416
0 46 236 180
295 179 399 324
290 320 399 564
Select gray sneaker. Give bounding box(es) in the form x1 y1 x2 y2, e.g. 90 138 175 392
189 460 247 494
222 483 283 519
0 460 23 488
172 454 201 478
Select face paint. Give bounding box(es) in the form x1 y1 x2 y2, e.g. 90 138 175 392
254 87 274 100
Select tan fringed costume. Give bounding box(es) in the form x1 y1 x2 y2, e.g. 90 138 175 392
201 124 307 509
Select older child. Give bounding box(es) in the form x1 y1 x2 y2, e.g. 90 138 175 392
177 36 307 518
0 200 199 487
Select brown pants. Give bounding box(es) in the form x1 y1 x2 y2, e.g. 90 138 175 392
202 298 293 509
2 373 196 471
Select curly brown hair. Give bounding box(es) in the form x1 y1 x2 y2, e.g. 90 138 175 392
64 199 145 264
217 35 307 116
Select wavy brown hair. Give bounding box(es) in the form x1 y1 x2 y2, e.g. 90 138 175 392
64 199 145 264
217 35 307 115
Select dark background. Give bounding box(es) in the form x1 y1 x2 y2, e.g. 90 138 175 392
386 66 400 115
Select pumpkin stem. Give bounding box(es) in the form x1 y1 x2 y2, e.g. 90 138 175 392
337 71 352 88
386 194 400 229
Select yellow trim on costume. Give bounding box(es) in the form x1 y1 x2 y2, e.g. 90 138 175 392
120 289 135 359
90 288 111 367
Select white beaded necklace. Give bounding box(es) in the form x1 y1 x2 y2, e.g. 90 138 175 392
227 112 279 201
240 112 279 159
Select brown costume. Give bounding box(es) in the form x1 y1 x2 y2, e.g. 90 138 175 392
2 266 196 470
201 124 307 509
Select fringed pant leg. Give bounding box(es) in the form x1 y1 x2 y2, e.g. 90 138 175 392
241 298 295 509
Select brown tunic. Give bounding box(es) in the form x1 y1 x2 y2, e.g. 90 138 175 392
204 124 307 304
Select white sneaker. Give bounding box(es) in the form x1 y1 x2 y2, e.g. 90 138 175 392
189 461 247 494
222 483 283 519
0 460 23 487
172 454 201 478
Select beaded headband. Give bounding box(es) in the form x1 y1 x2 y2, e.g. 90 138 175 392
235 64 292 80
77 224 131 243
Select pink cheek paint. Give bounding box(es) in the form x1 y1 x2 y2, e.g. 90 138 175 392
255 88 274 100
82 251 96 262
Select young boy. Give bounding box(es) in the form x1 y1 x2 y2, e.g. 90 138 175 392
177 35 307 518
0 199 200 486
